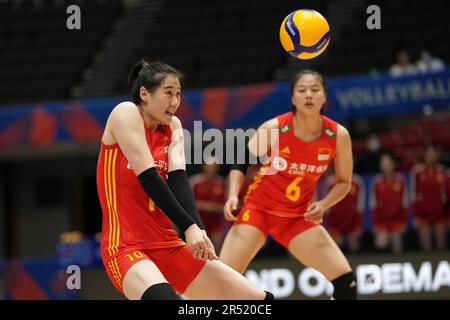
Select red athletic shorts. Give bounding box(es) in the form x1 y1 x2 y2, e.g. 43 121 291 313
103 244 206 295
373 220 406 232
235 205 319 248
414 217 447 227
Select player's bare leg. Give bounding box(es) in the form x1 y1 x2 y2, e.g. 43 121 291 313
374 230 389 251
182 260 266 300
348 232 361 254
220 224 266 273
417 225 432 252
288 226 351 280
434 224 447 251
391 231 403 254
288 226 356 299
122 260 169 300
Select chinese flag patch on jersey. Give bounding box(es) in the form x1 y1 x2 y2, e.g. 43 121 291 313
318 148 331 161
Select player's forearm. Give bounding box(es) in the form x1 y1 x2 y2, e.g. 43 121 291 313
138 167 196 232
167 169 205 229
319 182 351 211
228 169 246 198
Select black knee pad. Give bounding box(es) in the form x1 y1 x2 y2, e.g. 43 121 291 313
331 271 357 300
264 291 275 300
141 283 181 300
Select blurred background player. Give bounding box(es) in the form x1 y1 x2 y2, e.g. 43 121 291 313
370 152 409 254
221 70 357 300
190 158 227 252
411 145 447 252
324 173 364 254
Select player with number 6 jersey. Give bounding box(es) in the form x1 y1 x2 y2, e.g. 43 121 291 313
220 70 357 300
242 111 337 218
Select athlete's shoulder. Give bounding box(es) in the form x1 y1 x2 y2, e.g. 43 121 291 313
276 111 293 127
189 173 206 186
259 116 279 130
436 163 446 172
352 173 364 185
371 173 383 184
170 115 183 130
393 172 407 183
109 101 142 123
336 123 350 138
333 123 351 153
212 174 226 184
411 163 425 174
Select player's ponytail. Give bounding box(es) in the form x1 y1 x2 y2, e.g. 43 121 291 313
128 59 183 105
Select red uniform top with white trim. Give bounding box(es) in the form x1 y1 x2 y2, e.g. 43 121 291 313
370 173 408 225
325 174 364 233
410 163 447 223
243 111 337 217
96 123 183 260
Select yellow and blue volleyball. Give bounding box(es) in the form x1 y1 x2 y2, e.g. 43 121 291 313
279 9 331 60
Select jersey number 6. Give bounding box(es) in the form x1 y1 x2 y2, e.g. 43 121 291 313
285 177 303 202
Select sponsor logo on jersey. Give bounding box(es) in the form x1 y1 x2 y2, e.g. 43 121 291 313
318 148 331 161
272 156 288 171
324 127 335 138
280 124 291 133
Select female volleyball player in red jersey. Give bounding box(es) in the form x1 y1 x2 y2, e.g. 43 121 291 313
221 70 357 300
97 60 273 300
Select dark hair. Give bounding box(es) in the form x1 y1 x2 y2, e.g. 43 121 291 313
423 144 438 152
379 151 398 164
128 59 183 105
290 70 327 113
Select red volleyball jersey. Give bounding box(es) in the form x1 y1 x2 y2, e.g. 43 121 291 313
190 173 226 215
370 173 408 223
325 174 364 229
96 123 184 260
446 170 450 214
411 163 446 220
243 112 338 217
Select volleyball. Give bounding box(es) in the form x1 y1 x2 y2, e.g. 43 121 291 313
279 9 331 60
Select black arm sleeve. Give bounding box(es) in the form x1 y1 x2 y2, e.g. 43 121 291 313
230 144 266 175
167 169 205 230
137 167 195 233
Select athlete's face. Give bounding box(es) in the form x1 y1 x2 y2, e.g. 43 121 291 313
140 74 181 124
291 74 326 115
380 154 395 174
424 146 439 165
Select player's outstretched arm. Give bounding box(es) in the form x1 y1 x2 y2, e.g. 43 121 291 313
225 117 279 221
167 116 218 260
107 103 210 259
